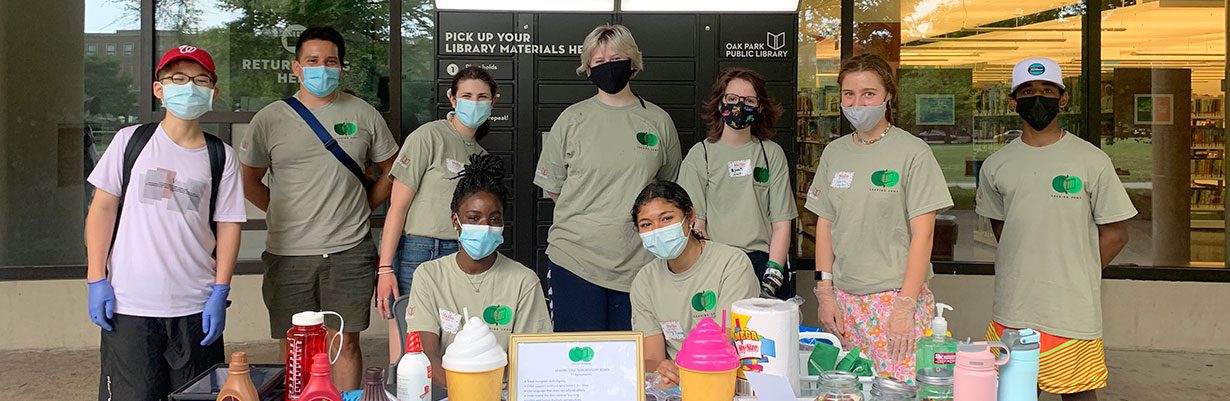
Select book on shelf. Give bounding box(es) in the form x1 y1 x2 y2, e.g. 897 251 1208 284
1192 187 1223 209
1191 159 1225 177
1193 96 1224 118
1193 126 1225 147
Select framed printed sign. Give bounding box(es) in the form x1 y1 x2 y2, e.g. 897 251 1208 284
508 331 645 401
1135 94 1174 125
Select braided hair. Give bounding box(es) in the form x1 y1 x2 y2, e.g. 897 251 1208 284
450 153 509 212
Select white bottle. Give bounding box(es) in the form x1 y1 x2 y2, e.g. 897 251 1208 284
397 331 432 401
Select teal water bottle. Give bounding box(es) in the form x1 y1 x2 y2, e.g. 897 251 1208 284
998 329 1041 401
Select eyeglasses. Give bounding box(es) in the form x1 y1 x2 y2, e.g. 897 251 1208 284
157 73 214 87
722 93 760 107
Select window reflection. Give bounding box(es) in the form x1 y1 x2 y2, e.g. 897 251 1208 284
153 0 391 113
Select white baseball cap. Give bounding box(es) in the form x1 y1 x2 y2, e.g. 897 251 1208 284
1011 58 1065 94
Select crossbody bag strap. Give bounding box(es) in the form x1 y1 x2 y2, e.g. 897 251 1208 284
283 96 374 191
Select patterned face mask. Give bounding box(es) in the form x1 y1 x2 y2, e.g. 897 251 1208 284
721 102 758 130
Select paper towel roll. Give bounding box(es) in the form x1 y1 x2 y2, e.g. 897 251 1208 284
729 298 801 395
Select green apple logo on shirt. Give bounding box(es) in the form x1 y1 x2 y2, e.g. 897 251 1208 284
753 167 770 183
334 122 357 136
483 305 513 325
1052 175 1083 194
636 132 660 147
568 346 595 362
871 170 901 187
691 290 717 312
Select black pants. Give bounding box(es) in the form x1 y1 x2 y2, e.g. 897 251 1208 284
747 251 797 300
548 261 632 332
98 313 223 401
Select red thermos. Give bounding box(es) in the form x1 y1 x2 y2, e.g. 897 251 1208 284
285 311 344 401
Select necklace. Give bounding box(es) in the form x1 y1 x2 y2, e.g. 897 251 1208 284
855 125 892 145
464 267 490 293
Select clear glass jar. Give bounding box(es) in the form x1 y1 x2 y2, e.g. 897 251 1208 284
815 371 864 401
868 376 916 401
916 368 954 401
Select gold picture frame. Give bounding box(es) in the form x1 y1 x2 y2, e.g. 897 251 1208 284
508 331 645 401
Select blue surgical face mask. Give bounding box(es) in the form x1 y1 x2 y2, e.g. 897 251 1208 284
459 224 504 259
454 98 493 128
301 65 341 97
640 221 688 260
160 82 213 120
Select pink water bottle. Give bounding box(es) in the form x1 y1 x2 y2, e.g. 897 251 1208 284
953 341 1010 401
285 311 344 401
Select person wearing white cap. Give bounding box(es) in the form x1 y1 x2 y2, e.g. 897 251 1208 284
976 57 1137 400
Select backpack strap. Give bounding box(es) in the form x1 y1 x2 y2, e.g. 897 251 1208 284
109 124 227 263
758 138 771 214
108 122 159 261
204 134 224 239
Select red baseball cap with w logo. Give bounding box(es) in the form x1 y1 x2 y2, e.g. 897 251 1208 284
156 45 217 81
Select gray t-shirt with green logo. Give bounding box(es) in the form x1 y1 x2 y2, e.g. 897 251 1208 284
677 139 799 253
976 133 1137 339
804 128 954 295
534 96 683 292
404 253 554 352
389 118 486 240
631 241 759 358
240 93 399 255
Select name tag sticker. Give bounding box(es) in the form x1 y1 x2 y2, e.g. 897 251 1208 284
440 309 463 334
728 159 752 177
661 321 686 340
831 172 855 188
446 158 465 174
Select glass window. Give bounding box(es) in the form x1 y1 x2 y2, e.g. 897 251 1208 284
797 0 1097 265
886 0 1087 264
123 43 133 56
84 1 140 157
796 0 843 259
402 0 437 137
1100 0 1226 267
154 0 392 113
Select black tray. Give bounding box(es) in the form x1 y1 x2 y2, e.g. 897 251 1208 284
168 363 285 401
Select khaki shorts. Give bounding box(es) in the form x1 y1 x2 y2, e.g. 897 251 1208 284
262 237 376 338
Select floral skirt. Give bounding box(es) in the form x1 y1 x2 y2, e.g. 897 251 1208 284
833 285 936 382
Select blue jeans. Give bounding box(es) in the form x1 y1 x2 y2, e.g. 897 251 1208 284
548 260 632 332
394 235 459 296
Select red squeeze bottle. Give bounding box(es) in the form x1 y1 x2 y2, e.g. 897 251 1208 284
285 313 330 400
299 353 343 401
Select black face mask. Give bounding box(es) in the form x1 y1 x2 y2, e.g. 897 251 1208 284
1016 95 1061 131
589 59 634 94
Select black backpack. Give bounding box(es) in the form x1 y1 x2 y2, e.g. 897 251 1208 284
108 122 225 256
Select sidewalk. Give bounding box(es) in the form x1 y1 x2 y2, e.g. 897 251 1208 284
2 337 1227 400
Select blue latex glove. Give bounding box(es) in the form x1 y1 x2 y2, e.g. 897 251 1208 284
87 278 116 331
200 284 230 346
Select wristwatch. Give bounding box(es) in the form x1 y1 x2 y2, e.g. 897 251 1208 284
814 271 833 281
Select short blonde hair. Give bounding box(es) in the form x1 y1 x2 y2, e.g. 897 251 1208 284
576 24 644 77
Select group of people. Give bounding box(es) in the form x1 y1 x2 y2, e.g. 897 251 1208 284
83 22 1133 401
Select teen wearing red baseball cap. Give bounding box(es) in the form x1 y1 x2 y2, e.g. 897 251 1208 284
85 44 246 401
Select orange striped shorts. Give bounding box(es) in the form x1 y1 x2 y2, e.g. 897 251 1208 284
986 321 1108 394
